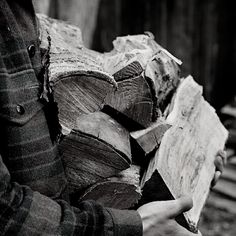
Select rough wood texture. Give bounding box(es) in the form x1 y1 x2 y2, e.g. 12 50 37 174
105 61 154 127
38 14 116 133
59 112 131 193
104 34 181 126
78 165 141 209
141 76 228 232
104 34 181 101
144 51 181 115
131 119 171 156
38 14 181 130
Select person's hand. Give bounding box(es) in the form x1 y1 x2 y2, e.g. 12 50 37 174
211 150 227 187
137 196 202 236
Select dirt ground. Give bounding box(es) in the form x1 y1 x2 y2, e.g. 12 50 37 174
199 201 236 236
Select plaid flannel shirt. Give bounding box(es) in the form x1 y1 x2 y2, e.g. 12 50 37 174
0 0 142 235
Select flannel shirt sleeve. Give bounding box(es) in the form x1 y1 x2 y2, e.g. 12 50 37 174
0 153 142 236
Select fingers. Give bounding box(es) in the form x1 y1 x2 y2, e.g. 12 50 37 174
211 170 221 188
212 150 227 187
214 155 224 173
218 150 227 164
217 149 226 159
167 196 193 219
215 150 227 172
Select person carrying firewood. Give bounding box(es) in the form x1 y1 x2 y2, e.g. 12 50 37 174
0 0 226 235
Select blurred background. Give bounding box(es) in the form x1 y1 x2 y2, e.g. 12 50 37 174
33 1 236 235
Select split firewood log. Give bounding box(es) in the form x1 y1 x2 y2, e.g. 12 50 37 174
130 119 171 157
59 112 132 193
78 165 141 209
38 14 117 133
104 61 154 128
140 76 228 232
38 14 181 130
104 34 181 127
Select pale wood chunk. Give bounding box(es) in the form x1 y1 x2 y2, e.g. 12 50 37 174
78 165 142 209
59 112 131 193
141 76 228 232
145 51 180 117
131 119 171 155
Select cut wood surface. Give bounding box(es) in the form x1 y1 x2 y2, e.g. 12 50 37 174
104 34 181 122
60 112 131 193
75 112 131 160
38 14 117 133
54 73 115 134
141 76 228 232
105 61 154 127
78 165 141 209
131 119 171 156
38 14 181 130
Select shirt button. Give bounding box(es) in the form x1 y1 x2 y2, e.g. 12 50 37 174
27 44 36 58
16 105 25 115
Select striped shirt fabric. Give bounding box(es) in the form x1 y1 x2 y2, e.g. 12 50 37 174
0 0 142 235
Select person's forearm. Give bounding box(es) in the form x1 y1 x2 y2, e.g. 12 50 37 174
0 154 142 235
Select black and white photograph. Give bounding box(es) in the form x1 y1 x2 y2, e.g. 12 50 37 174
0 0 235 235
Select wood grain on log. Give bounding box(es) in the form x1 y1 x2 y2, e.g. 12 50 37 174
104 34 181 122
131 119 171 156
141 76 228 232
39 15 181 129
60 112 131 193
38 14 117 133
105 61 154 127
145 51 180 116
78 165 141 209
53 72 115 134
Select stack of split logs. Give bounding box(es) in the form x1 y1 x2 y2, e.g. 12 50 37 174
38 14 228 233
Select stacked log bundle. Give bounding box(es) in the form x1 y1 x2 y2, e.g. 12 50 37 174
38 14 228 232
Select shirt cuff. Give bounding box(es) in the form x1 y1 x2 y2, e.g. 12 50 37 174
105 208 143 236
